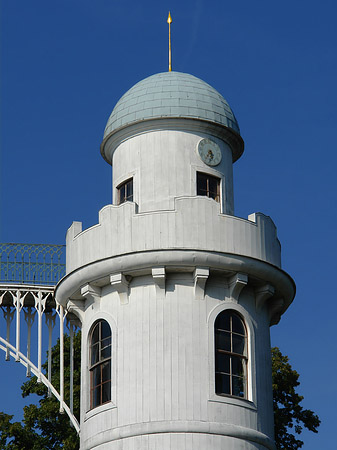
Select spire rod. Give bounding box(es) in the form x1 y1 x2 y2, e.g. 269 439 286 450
167 11 172 72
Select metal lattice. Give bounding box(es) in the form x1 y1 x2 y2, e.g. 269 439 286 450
0 243 65 286
0 284 80 433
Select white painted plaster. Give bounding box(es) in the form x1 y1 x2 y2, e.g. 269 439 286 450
111 129 234 214
56 91 294 450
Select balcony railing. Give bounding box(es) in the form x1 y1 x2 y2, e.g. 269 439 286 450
0 243 65 286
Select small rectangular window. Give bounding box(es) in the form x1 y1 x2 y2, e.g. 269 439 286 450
117 178 133 205
197 172 220 202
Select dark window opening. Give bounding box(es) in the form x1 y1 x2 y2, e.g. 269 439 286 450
197 172 220 202
118 178 133 205
215 310 247 398
90 320 112 409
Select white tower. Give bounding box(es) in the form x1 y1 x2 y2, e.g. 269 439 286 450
55 72 295 450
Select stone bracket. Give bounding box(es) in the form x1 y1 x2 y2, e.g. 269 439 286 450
81 283 101 300
193 267 209 300
269 297 285 326
228 273 248 302
152 267 166 298
66 299 85 323
255 284 275 310
110 273 130 305
80 283 102 311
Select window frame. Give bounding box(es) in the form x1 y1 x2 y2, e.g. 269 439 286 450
196 171 220 202
89 319 112 410
214 309 248 399
117 177 133 205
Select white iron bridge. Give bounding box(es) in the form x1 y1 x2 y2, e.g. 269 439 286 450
0 243 80 433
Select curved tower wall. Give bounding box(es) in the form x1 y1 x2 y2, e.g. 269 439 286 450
76 271 276 450
111 128 234 214
55 72 295 450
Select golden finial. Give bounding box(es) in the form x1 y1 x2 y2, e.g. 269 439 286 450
167 11 172 72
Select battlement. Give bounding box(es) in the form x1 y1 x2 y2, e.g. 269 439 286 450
66 197 281 274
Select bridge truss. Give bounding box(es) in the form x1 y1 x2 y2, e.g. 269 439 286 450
0 243 80 433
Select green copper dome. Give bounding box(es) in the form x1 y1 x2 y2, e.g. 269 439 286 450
103 71 241 138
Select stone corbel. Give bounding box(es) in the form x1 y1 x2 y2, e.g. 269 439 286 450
269 297 285 326
66 299 86 323
80 283 101 311
255 284 275 310
110 273 130 305
81 283 101 301
228 273 248 302
193 267 209 300
152 267 166 298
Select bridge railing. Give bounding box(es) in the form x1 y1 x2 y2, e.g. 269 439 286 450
0 243 80 433
0 243 65 285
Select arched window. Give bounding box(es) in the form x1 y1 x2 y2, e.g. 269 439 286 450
90 320 112 409
214 310 247 398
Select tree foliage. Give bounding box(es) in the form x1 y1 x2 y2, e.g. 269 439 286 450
0 332 81 450
272 346 320 449
0 337 319 449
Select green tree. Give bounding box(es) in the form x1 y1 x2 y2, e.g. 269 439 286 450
0 332 80 450
272 346 320 449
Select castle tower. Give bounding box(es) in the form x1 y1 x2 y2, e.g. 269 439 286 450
55 71 295 450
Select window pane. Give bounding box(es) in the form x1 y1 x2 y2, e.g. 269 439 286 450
92 386 101 408
101 336 111 348
215 373 230 395
90 320 112 409
232 356 244 377
197 172 208 195
92 366 101 388
101 338 111 355
232 375 245 398
101 321 111 339
232 334 245 355
92 323 100 345
215 312 230 331
214 310 248 400
91 343 99 365
126 180 133 201
118 179 133 204
119 184 126 204
215 353 230 374
101 343 111 360
102 360 111 382
102 381 111 404
208 176 219 200
197 172 220 201
232 314 245 335
215 330 231 352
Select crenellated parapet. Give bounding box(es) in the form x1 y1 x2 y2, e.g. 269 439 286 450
56 197 294 328
66 198 281 273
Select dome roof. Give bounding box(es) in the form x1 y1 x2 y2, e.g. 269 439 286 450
103 71 241 139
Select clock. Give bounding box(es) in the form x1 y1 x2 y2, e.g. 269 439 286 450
197 139 222 166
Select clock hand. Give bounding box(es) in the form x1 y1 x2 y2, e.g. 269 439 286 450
207 150 214 160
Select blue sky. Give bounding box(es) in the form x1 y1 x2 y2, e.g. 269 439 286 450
1 0 336 447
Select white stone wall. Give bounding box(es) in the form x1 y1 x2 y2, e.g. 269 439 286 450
111 130 234 215
55 113 294 450
78 274 276 450
65 200 281 275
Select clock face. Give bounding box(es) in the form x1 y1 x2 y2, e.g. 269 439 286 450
197 139 222 166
